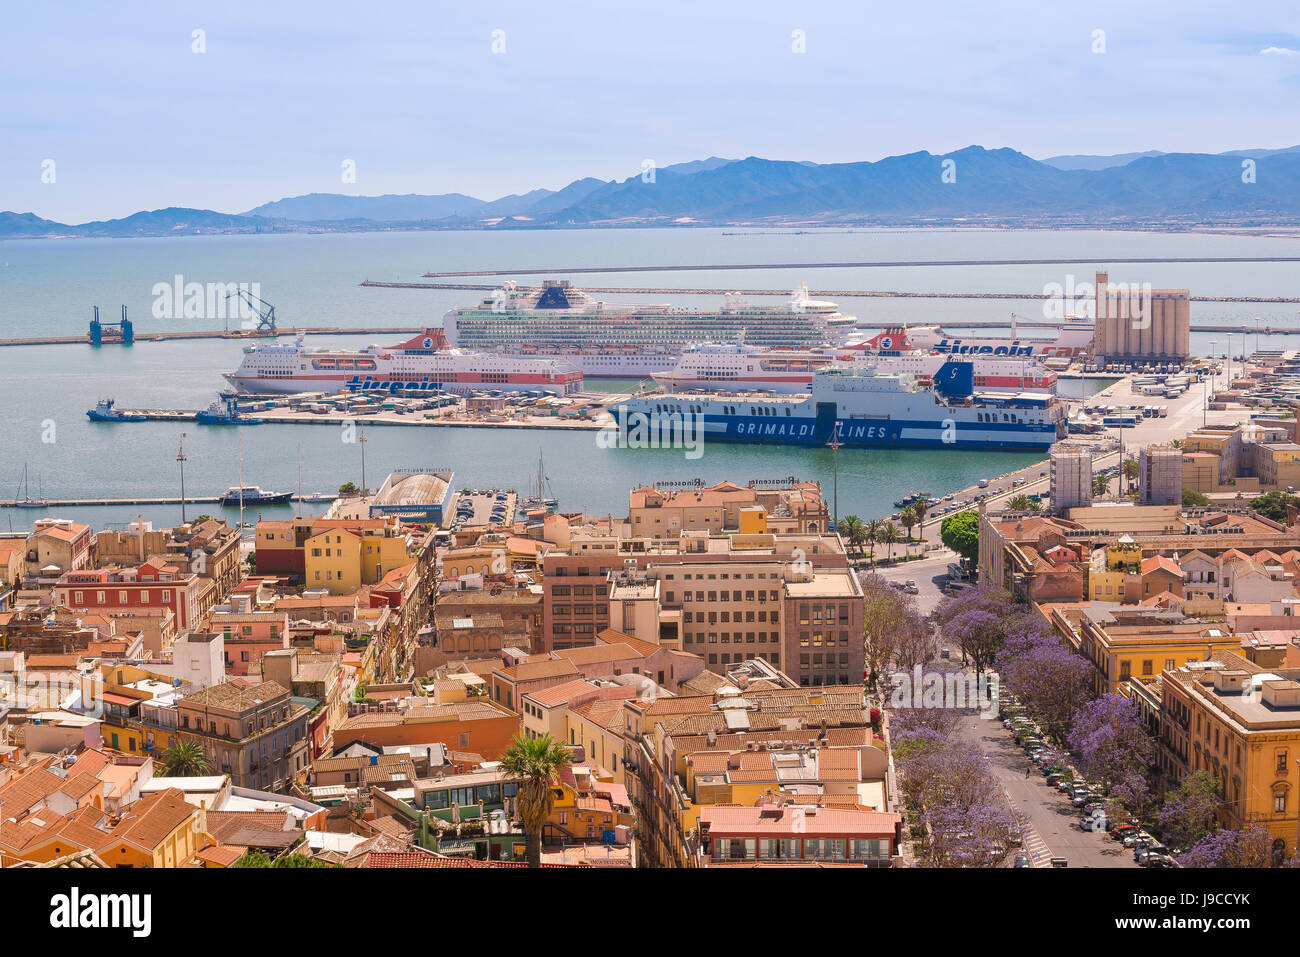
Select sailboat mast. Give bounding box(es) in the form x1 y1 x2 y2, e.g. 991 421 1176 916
238 434 245 531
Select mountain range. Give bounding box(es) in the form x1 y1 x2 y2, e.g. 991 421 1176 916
7 146 1300 238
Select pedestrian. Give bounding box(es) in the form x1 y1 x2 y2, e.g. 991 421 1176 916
1025 764 1032 778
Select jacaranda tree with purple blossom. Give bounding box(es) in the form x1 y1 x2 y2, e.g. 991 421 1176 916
1154 770 1222 851
1179 823 1278 868
932 584 1046 677
997 629 1094 745
1067 694 1156 816
893 716 1019 867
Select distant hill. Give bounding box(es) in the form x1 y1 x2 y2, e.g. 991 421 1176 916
9 146 1300 237
241 192 488 222
1041 151 1166 171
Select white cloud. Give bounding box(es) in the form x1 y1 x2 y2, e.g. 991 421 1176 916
1259 46 1300 56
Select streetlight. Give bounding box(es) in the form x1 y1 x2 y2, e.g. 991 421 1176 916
827 433 842 531
359 430 369 495
176 433 188 524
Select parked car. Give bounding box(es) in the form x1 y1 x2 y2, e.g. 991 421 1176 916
1135 843 1169 864
1143 854 1178 869
1110 824 1138 841
1013 854 1030 868
1049 857 1069 868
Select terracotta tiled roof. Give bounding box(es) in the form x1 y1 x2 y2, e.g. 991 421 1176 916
106 789 196 852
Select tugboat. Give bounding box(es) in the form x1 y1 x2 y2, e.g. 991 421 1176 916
86 398 147 422
219 486 293 507
196 397 263 425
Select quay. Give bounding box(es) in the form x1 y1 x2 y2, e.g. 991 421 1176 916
363 280 1300 311
422 255 1300 277
0 493 335 508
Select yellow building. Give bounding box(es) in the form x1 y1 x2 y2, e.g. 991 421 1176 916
1049 603 1241 696
1086 537 1143 602
1177 654 1300 860
305 529 363 594
304 525 413 595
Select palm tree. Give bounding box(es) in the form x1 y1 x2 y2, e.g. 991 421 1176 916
838 515 865 556
1007 494 1042 512
864 519 882 567
499 734 573 868
1092 474 1112 499
899 506 917 541
878 521 901 563
160 741 210 777
912 496 931 537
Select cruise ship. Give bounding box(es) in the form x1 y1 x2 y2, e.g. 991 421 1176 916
224 330 584 396
442 280 857 377
611 359 1066 450
653 342 1056 394
857 315 1095 359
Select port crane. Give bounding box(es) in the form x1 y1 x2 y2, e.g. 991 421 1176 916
223 289 278 335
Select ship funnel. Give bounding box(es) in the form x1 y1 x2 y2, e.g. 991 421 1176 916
934 359 975 399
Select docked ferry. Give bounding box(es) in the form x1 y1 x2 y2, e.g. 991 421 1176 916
224 330 583 396
653 342 1057 394
443 280 857 377
611 359 1066 450
856 315 1095 359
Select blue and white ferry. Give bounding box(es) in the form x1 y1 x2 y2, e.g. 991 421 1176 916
610 359 1066 451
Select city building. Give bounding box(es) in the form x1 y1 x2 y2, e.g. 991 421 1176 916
175 679 311 792
1050 444 1093 511
1139 444 1183 506
698 797 900 867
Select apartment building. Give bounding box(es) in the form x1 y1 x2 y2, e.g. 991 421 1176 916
175 679 311 792
53 560 203 630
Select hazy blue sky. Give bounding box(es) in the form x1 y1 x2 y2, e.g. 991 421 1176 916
5 1 1300 221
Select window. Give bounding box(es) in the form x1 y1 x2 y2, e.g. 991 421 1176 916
1277 750 1289 774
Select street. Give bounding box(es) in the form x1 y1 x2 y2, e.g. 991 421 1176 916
954 713 1138 868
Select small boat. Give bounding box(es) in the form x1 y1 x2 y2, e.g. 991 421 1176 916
220 486 293 507
196 399 263 425
87 398 147 422
519 449 559 515
13 465 47 507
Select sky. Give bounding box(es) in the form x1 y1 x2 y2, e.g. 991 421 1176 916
4 0 1300 222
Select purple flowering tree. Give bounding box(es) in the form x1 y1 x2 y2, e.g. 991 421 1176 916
1179 824 1278 868
932 584 1049 676
997 629 1094 745
1154 770 1222 851
1067 695 1156 815
893 722 1019 867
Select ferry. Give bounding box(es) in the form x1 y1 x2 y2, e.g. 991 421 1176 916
653 342 1057 394
612 359 1066 451
856 314 1095 360
225 329 583 396
443 280 857 377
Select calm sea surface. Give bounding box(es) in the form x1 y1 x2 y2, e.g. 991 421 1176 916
0 227 1295 529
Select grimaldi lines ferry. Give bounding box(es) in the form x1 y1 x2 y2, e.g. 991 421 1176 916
653 342 1057 394
442 279 857 377
224 330 583 396
615 359 1066 450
